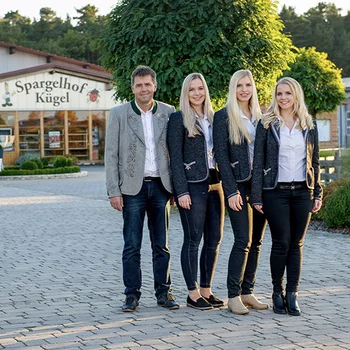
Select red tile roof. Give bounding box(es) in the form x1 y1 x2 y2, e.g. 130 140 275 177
0 41 112 81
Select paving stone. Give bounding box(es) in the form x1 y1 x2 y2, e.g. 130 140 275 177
1 166 350 349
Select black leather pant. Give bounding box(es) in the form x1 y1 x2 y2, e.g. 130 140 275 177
226 181 267 298
263 184 313 293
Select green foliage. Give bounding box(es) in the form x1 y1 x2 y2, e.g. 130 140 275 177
340 149 350 178
53 156 68 168
15 152 41 165
0 6 106 65
0 166 81 176
316 177 350 221
30 158 44 169
319 149 336 158
283 47 346 117
40 157 49 166
3 166 20 170
324 183 350 229
280 3 350 76
65 158 73 167
101 0 294 106
20 160 38 170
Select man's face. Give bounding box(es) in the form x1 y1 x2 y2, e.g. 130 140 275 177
131 75 157 107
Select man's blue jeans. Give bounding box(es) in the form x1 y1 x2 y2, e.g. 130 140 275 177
122 178 171 300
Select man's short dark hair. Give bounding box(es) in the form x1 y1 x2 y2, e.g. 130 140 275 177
131 65 157 85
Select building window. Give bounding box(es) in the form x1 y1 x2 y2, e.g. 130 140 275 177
92 111 106 162
316 119 331 142
18 111 41 156
43 111 65 157
0 112 15 151
68 111 89 159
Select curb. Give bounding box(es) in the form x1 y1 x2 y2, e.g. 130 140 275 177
0 171 88 181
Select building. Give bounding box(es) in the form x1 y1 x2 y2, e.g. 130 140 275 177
0 41 119 165
338 77 350 149
315 77 350 150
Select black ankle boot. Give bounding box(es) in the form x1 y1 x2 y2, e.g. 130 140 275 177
285 292 301 316
272 292 287 314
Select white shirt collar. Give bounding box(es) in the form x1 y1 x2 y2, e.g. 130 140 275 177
135 100 154 114
240 109 255 123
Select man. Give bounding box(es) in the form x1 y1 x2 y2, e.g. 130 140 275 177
105 65 179 312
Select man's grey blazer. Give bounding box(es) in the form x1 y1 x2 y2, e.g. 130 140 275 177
105 99 175 197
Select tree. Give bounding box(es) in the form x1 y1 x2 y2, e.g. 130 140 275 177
279 2 350 76
279 6 312 47
74 5 99 26
73 5 107 64
101 0 294 106
29 8 68 42
283 47 346 117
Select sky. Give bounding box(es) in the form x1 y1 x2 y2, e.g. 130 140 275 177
1 0 349 20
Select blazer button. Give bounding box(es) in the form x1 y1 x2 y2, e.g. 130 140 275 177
130 173 134 177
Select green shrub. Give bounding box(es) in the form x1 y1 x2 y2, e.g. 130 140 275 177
66 158 73 167
16 152 40 166
315 177 350 221
40 157 49 166
53 156 67 168
30 158 43 169
324 183 350 229
0 166 81 176
340 149 350 178
4 166 20 170
20 160 38 170
66 153 79 165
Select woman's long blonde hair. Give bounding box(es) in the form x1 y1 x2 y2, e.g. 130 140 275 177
263 77 314 130
226 70 262 144
180 73 214 137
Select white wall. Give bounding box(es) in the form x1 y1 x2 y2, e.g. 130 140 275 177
0 47 46 74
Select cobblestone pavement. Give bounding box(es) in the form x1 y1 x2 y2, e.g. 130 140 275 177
1 166 350 349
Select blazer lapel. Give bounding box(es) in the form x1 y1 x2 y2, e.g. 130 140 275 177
302 127 309 141
195 119 204 134
152 101 167 143
271 119 281 145
127 100 145 144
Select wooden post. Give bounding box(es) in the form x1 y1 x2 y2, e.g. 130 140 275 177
88 111 93 161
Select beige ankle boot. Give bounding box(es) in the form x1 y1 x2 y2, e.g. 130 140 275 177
227 296 249 315
241 294 269 310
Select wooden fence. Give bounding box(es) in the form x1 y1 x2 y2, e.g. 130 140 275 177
320 150 342 184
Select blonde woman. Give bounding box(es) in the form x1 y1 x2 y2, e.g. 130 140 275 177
167 73 224 310
213 70 269 315
251 77 322 316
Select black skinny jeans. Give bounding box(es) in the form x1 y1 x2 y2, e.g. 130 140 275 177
226 181 267 298
263 184 313 293
177 181 224 291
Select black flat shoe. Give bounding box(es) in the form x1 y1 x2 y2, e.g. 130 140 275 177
203 294 224 307
186 296 213 310
285 292 301 316
272 292 287 315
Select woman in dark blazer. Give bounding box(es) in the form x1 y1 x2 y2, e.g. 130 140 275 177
167 73 225 310
213 70 268 315
252 77 323 316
